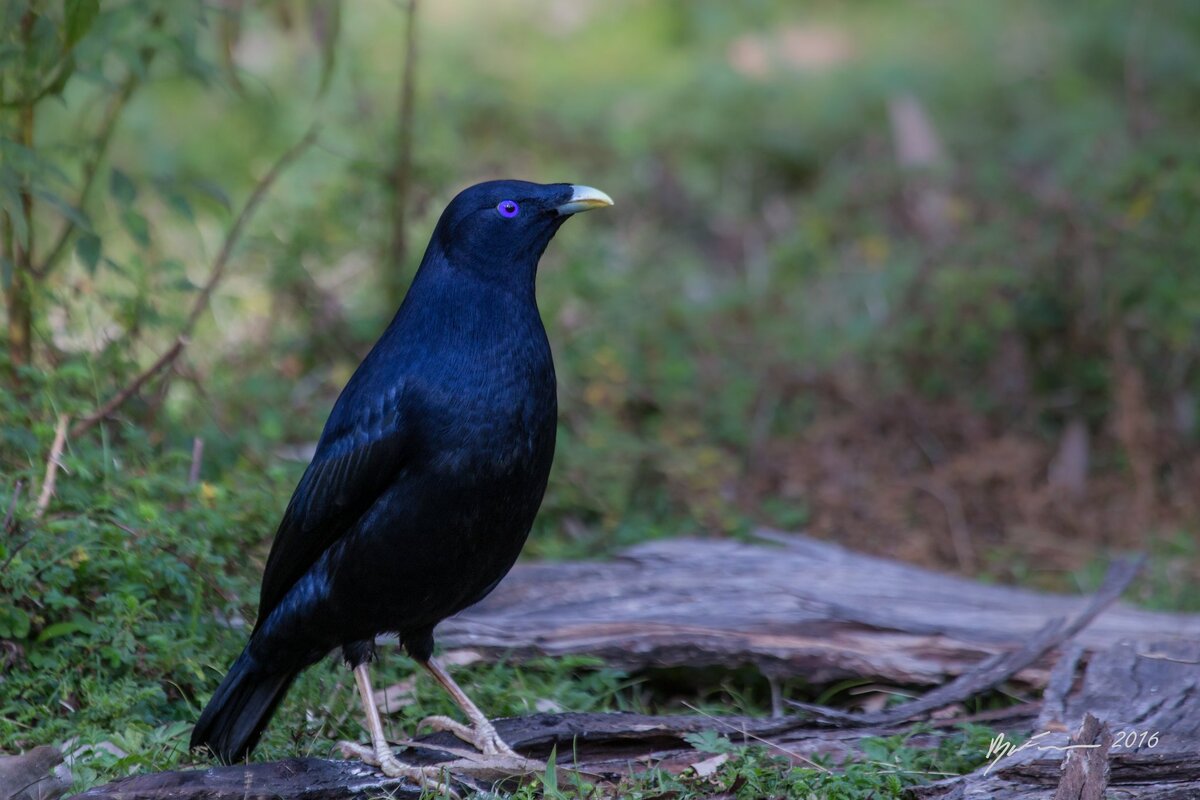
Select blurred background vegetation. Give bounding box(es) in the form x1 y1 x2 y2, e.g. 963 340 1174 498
2 0 1199 793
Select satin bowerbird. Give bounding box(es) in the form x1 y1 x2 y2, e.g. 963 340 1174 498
191 180 613 788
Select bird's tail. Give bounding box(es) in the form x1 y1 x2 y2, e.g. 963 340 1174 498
190 647 299 764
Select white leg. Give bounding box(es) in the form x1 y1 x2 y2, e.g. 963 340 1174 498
417 657 519 758
338 662 459 798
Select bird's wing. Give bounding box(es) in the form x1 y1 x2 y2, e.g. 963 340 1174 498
254 401 410 628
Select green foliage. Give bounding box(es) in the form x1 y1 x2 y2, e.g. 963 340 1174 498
3 2 1200 797
0 418 286 760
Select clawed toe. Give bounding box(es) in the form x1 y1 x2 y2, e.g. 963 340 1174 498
338 740 460 798
419 714 520 758
338 740 382 765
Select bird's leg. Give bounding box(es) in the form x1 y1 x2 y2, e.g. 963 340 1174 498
338 663 459 798
417 656 520 758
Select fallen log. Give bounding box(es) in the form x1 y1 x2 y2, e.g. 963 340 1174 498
71 533 1200 799
440 531 1200 686
74 640 1200 800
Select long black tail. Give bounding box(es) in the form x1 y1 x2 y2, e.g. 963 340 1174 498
190 647 299 764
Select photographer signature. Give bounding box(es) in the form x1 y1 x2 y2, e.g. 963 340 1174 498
985 731 1096 775
985 729 1160 775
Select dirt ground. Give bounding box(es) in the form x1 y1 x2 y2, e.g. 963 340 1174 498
744 392 1200 592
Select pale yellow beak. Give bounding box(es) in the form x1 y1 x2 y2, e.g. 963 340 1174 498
557 185 614 215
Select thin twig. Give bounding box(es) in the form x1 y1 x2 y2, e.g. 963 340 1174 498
70 126 320 439
184 125 320 336
38 14 162 277
1133 650 1200 665
0 534 36 573
34 415 70 519
3 479 25 533
70 337 184 439
0 55 75 108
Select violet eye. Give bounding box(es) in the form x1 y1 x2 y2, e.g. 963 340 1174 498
496 200 520 218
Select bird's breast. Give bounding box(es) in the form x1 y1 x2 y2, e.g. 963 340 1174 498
422 350 556 482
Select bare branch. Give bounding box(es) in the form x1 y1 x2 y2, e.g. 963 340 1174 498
70 338 185 439
70 126 321 439
183 125 320 337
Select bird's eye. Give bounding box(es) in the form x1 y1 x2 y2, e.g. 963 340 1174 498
496 200 520 218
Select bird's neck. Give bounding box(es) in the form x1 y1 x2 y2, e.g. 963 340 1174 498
389 254 546 350
412 247 539 304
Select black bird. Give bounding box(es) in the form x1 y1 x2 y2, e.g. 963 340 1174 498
191 180 612 782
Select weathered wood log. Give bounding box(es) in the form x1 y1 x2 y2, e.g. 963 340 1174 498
73 535 1200 799
75 640 1200 800
440 531 1200 686
788 556 1141 727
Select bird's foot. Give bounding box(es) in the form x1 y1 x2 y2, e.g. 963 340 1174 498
338 740 459 798
419 714 521 758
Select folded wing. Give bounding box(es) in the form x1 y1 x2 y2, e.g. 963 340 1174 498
255 402 410 629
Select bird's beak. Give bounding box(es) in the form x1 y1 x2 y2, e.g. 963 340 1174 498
556 185 614 215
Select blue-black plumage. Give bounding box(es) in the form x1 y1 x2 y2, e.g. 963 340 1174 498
191 180 612 767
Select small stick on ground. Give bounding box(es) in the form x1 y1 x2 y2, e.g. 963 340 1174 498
1038 644 1085 732
34 415 69 519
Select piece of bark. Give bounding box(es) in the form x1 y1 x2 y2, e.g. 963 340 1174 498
1037 644 1085 732
1061 640 1200 742
440 533 1199 687
72 757 425 800
1052 713 1111 800
0 746 70 800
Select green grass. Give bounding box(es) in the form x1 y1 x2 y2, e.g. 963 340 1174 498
505 724 1002 800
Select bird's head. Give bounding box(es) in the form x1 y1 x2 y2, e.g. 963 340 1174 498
430 180 613 283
